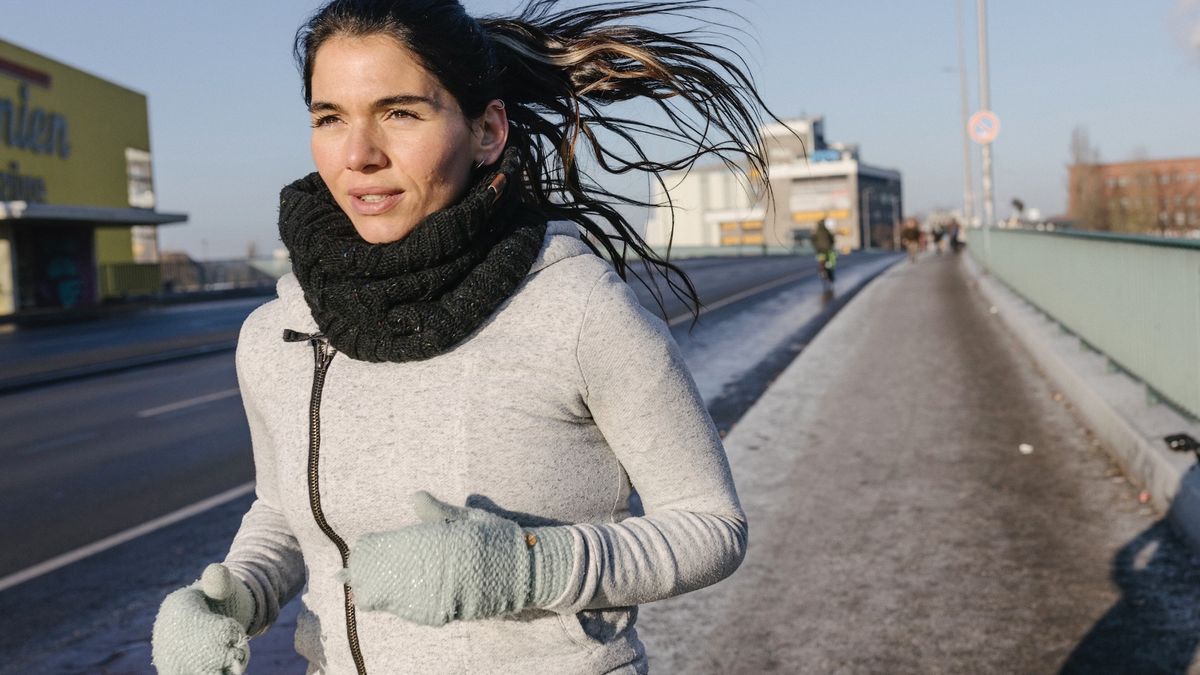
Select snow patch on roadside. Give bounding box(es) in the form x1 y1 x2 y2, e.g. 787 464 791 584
679 256 900 405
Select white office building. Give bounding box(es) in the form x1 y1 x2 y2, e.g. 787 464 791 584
645 117 902 252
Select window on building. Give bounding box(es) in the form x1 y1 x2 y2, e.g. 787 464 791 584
125 148 156 209
1119 176 1130 187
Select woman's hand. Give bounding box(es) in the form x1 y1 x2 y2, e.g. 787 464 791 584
341 491 573 626
151 563 256 675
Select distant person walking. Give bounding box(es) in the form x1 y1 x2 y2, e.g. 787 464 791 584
947 218 964 253
813 218 837 285
900 218 921 263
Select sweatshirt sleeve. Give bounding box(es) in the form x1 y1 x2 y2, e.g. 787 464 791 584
222 333 307 636
545 269 748 613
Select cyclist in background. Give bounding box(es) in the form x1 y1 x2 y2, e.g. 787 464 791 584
813 218 837 286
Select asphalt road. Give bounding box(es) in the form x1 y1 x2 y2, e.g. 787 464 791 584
0 255 812 392
0 249 902 667
0 355 252 575
0 252 891 580
0 251 899 673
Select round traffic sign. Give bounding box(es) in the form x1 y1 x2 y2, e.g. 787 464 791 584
968 110 1000 145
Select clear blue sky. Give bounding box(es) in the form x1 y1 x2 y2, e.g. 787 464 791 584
2 0 1197 258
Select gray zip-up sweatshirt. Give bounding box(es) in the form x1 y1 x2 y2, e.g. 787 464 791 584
224 222 747 674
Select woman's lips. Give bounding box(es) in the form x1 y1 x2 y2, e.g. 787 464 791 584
348 191 403 216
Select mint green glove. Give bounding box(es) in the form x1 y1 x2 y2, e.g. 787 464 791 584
342 491 574 626
151 563 256 675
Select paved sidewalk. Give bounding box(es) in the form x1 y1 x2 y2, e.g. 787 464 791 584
637 253 1200 673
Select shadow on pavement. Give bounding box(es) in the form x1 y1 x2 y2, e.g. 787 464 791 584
1061 519 1200 674
820 287 835 307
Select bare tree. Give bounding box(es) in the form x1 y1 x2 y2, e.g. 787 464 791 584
1067 126 1108 230
1070 126 1100 165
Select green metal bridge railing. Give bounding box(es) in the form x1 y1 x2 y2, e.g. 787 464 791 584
972 228 1200 420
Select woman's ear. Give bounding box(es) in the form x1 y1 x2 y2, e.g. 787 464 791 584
473 100 509 166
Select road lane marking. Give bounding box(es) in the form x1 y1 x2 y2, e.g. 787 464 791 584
137 388 240 418
0 481 255 593
668 270 810 327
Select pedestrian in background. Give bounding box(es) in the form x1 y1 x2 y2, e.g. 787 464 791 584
150 1 777 673
900 217 922 262
948 218 964 253
813 218 837 285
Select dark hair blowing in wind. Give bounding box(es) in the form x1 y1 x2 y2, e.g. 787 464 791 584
295 0 779 317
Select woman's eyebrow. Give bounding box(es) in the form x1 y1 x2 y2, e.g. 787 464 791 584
373 94 437 109
308 95 438 115
308 100 342 114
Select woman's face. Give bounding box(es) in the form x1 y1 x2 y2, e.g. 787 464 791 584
309 35 494 244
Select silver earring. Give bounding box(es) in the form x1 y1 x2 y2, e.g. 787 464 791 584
475 159 486 169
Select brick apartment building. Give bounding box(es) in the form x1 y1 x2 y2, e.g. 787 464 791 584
1068 157 1200 233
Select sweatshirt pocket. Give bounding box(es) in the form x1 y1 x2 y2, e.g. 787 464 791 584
559 607 637 649
293 604 328 669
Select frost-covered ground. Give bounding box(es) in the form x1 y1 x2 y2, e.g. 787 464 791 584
677 256 899 429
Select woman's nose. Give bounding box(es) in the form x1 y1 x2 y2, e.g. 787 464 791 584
344 124 387 172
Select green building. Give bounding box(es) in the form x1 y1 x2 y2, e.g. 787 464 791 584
0 38 186 315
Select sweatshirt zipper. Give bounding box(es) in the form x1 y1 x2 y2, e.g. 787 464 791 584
283 329 368 675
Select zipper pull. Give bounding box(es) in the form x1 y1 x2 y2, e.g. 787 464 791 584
283 329 326 345
284 329 337 366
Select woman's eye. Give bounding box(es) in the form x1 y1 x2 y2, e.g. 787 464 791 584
387 109 420 121
311 115 340 128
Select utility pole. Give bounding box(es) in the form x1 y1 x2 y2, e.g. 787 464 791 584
956 0 975 226
977 0 996 261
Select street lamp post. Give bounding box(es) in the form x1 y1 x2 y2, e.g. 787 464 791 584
977 0 996 264
956 0 975 226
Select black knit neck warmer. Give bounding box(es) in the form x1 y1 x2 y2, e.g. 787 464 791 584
278 147 548 362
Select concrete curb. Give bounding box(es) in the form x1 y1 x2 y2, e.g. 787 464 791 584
962 253 1200 553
